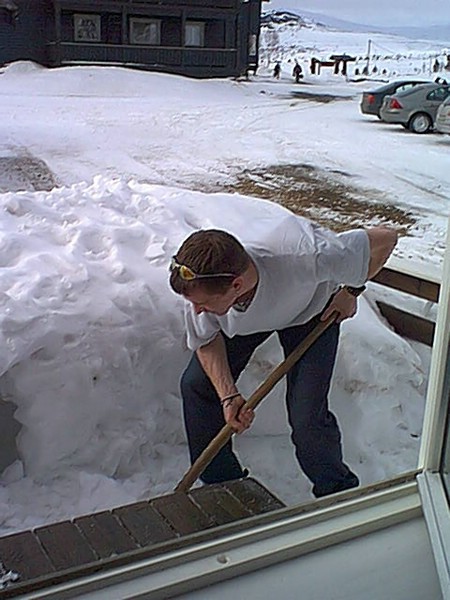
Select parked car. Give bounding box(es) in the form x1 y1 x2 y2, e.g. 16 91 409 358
435 96 450 134
360 80 430 118
379 83 450 133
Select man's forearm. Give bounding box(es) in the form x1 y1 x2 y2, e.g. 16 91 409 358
366 227 398 279
196 333 237 399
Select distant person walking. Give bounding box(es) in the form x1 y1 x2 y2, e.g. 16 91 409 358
273 62 281 79
292 61 303 83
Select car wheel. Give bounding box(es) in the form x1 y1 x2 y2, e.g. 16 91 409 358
408 112 432 134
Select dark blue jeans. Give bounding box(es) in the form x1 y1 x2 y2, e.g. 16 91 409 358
180 313 359 498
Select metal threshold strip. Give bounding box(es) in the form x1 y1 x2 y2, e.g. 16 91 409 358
13 472 421 600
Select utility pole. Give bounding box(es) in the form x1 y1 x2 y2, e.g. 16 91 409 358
365 38 372 74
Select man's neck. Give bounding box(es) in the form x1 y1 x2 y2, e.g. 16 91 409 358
233 260 258 311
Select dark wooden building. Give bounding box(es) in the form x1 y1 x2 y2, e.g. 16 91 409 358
0 0 265 78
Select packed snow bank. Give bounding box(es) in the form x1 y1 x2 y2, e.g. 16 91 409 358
0 177 189 480
0 62 251 104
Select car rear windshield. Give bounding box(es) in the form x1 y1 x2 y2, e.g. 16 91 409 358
369 83 396 93
369 81 428 94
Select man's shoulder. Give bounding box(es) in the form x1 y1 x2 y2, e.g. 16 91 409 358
242 211 316 249
244 214 317 257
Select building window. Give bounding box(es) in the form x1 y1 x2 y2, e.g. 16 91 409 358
0 0 18 24
74 14 101 42
185 21 205 47
130 18 161 45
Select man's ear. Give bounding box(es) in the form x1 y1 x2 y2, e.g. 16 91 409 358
231 276 244 293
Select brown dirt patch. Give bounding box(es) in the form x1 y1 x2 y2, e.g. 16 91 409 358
0 156 57 193
288 91 353 103
204 164 417 235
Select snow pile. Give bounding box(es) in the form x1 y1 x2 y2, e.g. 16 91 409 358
0 177 190 481
0 62 250 103
333 299 427 478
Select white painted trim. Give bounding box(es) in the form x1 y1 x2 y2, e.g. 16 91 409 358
386 255 442 284
418 472 450 600
419 216 450 470
15 481 421 600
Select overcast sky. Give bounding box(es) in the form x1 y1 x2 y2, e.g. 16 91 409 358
265 0 450 27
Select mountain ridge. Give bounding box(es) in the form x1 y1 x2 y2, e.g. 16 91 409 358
261 8 450 42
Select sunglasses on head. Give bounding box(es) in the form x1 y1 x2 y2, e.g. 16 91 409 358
170 257 235 281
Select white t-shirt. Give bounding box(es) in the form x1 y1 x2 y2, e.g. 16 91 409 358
184 215 370 351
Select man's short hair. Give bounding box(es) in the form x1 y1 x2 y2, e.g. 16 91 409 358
170 229 250 295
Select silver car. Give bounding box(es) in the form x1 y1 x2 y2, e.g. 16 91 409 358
360 79 430 118
379 82 450 133
436 96 450 134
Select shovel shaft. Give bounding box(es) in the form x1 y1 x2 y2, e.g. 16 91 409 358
175 312 337 493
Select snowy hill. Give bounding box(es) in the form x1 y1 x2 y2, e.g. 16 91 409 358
261 8 376 33
262 7 450 40
259 9 449 79
261 10 310 27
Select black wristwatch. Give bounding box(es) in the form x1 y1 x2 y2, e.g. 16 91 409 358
343 285 366 297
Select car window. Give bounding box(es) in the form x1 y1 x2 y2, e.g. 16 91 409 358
396 85 429 97
396 83 420 93
427 87 449 101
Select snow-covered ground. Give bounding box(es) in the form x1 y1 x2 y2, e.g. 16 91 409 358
0 20 449 537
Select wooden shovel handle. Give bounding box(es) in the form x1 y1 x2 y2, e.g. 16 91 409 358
175 312 338 493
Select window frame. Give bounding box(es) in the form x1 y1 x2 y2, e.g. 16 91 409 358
248 34 257 57
185 21 205 47
73 13 101 43
5 473 424 599
419 472 450 598
129 17 161 46
418 215 450 599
